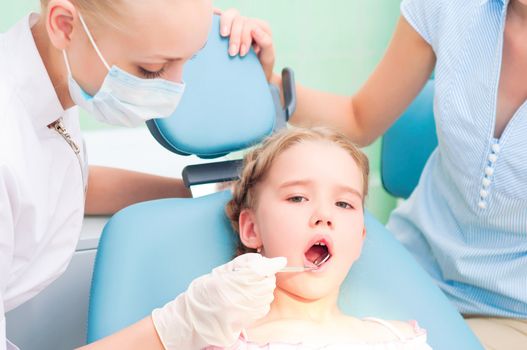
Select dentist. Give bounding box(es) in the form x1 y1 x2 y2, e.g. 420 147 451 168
0 0 277 349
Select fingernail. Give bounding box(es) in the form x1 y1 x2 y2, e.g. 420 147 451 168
221 25 228 36
240 44 247 56
229 43 238 56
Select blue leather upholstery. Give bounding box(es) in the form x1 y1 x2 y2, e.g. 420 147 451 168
87 18 482 350
88 191 482 349
146 16 276 158
381 80 438 198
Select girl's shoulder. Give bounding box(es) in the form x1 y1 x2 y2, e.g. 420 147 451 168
360 317 427 341
246 316 427 343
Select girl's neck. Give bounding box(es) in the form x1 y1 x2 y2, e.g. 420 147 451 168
32 16 75 110
262 286 343 324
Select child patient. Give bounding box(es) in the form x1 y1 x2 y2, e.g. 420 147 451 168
219 127 431 349
152 127 431 349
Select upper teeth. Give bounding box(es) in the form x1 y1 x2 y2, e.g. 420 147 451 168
314 242 326 246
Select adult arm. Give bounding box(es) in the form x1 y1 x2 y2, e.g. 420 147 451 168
219 12 436 147
282 16 436 146
84 166 191 215
77 254 286 349
77 317 164 350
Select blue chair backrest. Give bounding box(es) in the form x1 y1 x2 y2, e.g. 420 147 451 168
88 192 483 349
381 80 437 198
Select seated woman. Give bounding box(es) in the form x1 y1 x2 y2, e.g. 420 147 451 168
152 127 431 349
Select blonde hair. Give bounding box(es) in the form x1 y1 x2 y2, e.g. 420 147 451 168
225 127 370 256
40 0 123 29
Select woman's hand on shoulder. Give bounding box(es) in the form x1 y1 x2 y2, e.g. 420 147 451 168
215 8 275 82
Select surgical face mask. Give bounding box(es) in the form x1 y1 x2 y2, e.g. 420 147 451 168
63 13 186 127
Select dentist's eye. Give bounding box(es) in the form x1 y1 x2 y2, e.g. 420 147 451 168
288 196 307 203
336 201 353 209
139 66 165 79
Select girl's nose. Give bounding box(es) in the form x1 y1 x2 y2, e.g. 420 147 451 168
310 208 333 228
313 218 332 227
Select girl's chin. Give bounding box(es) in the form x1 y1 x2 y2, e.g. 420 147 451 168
276 280 341 301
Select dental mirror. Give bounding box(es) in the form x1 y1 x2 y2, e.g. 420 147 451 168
278 252 331 273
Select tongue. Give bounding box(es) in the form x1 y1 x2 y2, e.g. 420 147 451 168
305 245 326 264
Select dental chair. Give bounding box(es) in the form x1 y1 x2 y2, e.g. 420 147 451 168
87 17 482 349
381 80 437 199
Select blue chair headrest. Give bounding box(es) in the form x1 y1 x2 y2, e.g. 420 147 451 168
146 15 276 159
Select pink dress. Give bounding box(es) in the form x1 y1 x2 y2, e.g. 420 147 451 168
204 318 432 350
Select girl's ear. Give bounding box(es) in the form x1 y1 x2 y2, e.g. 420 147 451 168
45 0 78 50
238 208 263 250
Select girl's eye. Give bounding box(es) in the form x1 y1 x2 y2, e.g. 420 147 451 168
336 201 353 209
288 196 307 203
139 66 165 79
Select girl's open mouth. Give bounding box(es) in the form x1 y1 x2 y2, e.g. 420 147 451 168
304 238 332 269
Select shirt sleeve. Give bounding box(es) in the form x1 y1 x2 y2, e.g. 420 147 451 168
1 314 6 350
0 164 18 350
400 0 443 48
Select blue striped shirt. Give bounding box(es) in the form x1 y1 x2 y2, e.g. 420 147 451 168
387 0 527 318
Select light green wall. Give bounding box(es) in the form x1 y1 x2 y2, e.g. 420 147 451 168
0 1 39 27
1 1 400 222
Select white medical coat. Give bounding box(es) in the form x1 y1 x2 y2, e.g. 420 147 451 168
0 14 88 350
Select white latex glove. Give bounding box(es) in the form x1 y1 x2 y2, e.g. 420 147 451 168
151 253 287 349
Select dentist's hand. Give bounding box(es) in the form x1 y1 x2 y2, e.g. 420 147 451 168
216 8 276 82
151 253 287 349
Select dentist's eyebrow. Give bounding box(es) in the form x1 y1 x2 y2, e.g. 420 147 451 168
149 42 208 61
